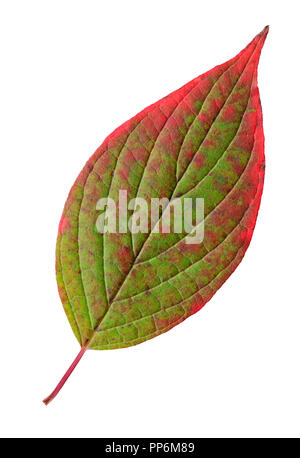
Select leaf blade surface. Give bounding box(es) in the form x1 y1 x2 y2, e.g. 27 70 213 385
56 28 268 352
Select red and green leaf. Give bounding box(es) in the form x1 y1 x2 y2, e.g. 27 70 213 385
44 27 268 404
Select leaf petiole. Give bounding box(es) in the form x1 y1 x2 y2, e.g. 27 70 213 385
43 345 87 406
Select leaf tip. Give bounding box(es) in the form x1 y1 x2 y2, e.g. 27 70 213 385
260 25 269 39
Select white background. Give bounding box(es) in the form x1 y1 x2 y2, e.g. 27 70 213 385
0 0 299 438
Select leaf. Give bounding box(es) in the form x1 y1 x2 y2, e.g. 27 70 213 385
44 26 268 404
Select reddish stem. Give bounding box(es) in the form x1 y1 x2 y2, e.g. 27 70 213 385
43 346 87 406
